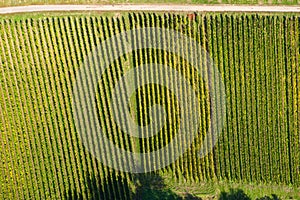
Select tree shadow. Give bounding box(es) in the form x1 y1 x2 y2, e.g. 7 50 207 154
219 188 251 200
133 173 202 200
219 188 280 200
64 170 131 200
64 171 202 200
256 194 280 200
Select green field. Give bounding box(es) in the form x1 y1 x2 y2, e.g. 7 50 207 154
0 12 299 199
0 0 299 7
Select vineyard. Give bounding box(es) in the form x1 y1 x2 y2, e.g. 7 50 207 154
0 12 299 199
0 0 299 7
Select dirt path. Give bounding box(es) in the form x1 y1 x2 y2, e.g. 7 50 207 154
0 4 299 14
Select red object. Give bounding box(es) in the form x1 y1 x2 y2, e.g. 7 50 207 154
187 13 196 20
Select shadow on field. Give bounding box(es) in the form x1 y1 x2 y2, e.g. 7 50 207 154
63 170 131 200
256 194 280 200
219 189 251 200
133 173 202 200
64 171 202 200
219 188 280 200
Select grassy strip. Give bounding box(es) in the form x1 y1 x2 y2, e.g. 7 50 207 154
0 0 299 7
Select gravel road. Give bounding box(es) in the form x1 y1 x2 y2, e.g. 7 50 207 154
0 4 299 14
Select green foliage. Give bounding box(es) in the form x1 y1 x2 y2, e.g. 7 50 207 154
0 0 299 6
0 12 299 199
